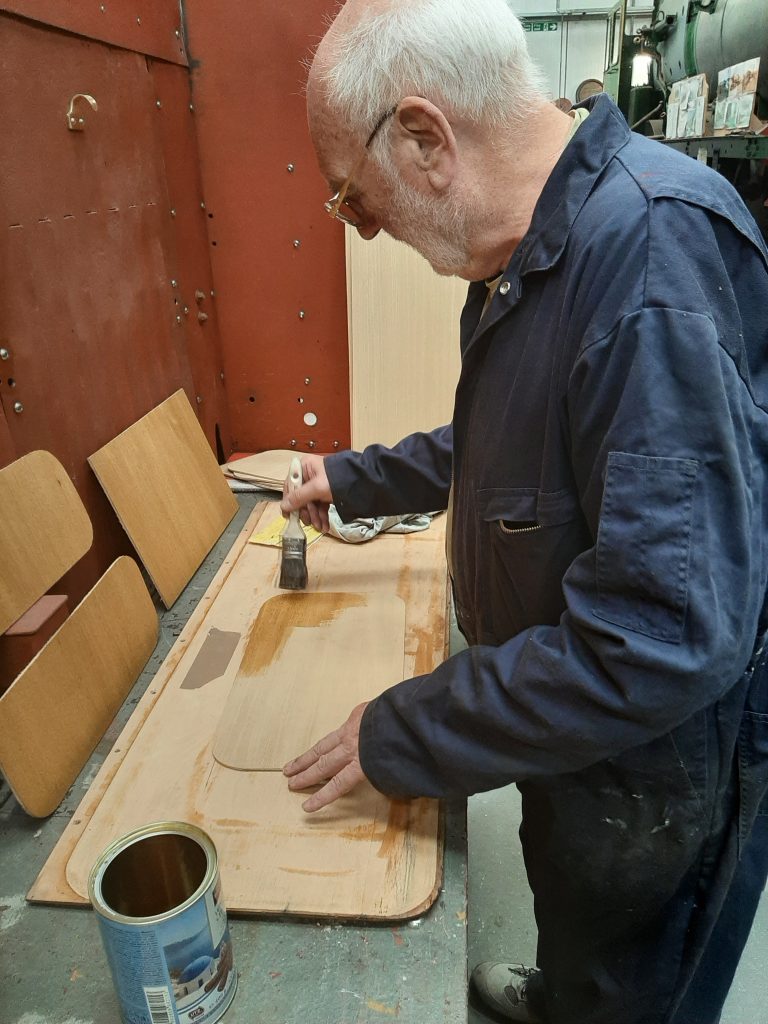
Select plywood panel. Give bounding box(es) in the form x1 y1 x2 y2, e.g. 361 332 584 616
213 592 406 770
34 503 449 919
0 450 92 635
346 229 466 450
221 450 297 489
0 557 157 817
88 390 238 608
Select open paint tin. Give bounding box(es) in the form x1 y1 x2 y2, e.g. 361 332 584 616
89 821 237 1024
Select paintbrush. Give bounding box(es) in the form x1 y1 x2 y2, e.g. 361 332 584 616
279 457 308 590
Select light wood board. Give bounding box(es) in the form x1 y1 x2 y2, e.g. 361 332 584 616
89 389 238 608
0 450 93 635
346 227 465 450
220 449 295 489
0 556 157 817
213 592 406 770
32 503 449 919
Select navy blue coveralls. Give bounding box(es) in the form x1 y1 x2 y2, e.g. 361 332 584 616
326 95 768 1024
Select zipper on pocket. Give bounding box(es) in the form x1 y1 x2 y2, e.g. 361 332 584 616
499 521 542 536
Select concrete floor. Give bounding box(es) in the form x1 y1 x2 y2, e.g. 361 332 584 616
466 785 768 1024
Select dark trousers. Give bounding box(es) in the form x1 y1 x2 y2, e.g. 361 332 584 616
518 637 768 1024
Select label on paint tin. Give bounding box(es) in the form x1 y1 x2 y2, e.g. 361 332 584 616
98 880 236 1024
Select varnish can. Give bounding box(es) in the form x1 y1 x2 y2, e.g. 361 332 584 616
88 821 237 1024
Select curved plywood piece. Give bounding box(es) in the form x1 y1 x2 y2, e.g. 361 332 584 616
0 450 93 635
0 557 158 817
56 505 448 920
88 390 238 608
213 592 406 770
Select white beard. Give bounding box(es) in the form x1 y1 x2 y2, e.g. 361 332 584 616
378 163 476 277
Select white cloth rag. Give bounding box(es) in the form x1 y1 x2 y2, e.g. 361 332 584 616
327 506 437 543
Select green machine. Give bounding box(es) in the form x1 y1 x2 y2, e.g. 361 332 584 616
605 0 768 238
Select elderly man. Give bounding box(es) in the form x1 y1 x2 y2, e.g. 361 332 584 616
280 1 768 1021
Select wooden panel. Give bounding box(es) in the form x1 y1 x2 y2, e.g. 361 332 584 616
213 592 406 770
347 229 465 450
88 390 238 608
183 0 351 455
0 450 92 635
0 557 157 817
0 1 188 66
222 449 297 489
34 503 449 919
29 506 259 906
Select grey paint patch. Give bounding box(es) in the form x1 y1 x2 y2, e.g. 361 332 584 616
180 629 240 690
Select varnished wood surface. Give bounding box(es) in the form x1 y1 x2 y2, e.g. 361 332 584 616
213 592 406 770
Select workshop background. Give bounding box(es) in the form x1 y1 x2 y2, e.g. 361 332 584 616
2 1 768 1022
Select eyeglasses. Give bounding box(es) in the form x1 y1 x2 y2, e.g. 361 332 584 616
324 106 397 228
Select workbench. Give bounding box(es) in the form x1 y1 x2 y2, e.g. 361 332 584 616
0 494 468 1024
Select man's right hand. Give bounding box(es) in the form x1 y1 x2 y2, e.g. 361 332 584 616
280 454 333 533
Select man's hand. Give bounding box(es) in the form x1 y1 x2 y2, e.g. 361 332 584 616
283 702 369 812
280 454 333 534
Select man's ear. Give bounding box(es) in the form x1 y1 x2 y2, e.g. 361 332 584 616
390 97 458 192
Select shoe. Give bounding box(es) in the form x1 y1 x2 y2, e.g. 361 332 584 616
470 962 542 1022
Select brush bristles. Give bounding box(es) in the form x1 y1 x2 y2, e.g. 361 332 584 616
279 535 308 590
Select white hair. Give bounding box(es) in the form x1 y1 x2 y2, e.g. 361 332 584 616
319 0 547 142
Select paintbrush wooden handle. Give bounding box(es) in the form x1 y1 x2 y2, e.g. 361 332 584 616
283 458 304 538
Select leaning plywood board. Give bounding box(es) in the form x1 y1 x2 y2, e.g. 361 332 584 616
89 389 238 608
213 592 406 770
220 449 296 489
346 227 465 450
0 450 93 634
0 557 157 817
32 503 449 919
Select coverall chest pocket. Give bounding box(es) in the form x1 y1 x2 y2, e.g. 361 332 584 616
594 452 699 643
477 486 589 642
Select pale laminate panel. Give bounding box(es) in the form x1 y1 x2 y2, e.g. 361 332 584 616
346 228 465 451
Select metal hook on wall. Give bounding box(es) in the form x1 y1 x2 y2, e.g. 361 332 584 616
67 94 98 131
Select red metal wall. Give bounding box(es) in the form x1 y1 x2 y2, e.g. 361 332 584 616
0 5 230 606
0 2 349 608
183 0 351 455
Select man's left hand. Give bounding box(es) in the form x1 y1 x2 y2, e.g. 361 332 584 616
283 702 369 812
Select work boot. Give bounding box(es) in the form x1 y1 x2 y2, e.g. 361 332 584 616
470 962 543 1022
